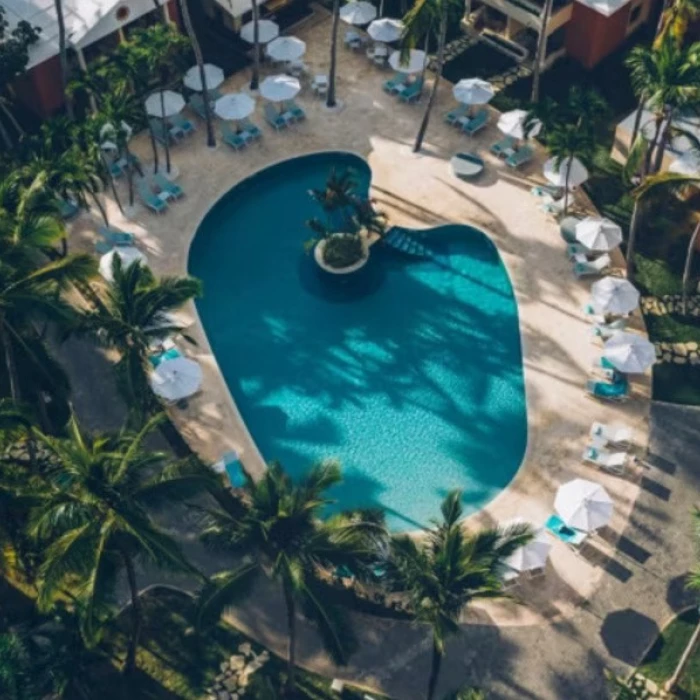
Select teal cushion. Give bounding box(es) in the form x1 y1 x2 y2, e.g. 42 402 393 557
587 447 598 460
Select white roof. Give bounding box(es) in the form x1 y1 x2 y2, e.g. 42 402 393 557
4 0 165 69
212 0 253 19
574 0 629 17
618 107 700 159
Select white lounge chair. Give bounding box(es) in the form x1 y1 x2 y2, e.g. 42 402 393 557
590 422 632 447
574 253 611 278
582 444 628 475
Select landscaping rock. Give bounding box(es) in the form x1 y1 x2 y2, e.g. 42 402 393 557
662 352 673 362
646 678 659 693
691 355 700 365
238 642 252 656
673 356 687 364
229 655 246 670
220 662 229 673
217 691 231 700
688 342 699 351
673 343 689 356
224 677 238 692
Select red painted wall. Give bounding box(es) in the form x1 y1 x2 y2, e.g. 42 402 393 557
13 56 65 118
565 1 631 67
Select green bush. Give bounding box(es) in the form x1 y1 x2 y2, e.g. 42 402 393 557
322 234 365 269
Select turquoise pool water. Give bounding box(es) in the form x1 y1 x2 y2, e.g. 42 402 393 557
189 152 527 531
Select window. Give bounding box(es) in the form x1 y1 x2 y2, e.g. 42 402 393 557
628 3 642 26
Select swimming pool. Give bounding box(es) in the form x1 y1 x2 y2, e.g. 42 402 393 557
189 152 527 531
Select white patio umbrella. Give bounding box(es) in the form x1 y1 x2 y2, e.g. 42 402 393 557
497 109 541 140
240 19 279 44
214 93 255 121
144 90 186 119
603 332 656 373
266 36 306 62
340 1 377 25
669 152 700 176
99 247 147 282
259 74 300 102
183 63 225 92
389 49 426 74
453 78 495 105
150 357 203 402
555 479 613 532
575 217 623 251
543 156 589 188
367 17 404 42
591 277 640 315
504 527 552 572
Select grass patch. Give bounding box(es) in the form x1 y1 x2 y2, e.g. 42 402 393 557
644 314 700 344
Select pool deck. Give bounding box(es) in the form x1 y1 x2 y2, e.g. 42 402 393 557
67 10 663 697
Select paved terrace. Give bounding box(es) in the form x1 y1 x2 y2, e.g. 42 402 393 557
58 10 700 699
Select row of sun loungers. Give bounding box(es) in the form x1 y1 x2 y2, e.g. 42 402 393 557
383 74 423 103
137 173 185 214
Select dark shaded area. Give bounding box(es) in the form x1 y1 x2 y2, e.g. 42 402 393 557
443 41 516 84
601 609 660 665
667 574 699 613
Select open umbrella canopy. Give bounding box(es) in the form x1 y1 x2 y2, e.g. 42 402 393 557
503 521 551 572
367 17 404 42
497 109 541 139
214 93 255 120
183 63 225 92
259 74 300 102
575 217 623 251
144 90 185 119
99 247 147 282
266 36 306 61
452 78 494 105
240 19 279 44
669 152 700 176
603 331 656 373
389 49 426 74
150 357 203 402
555 479 612 532
591 276 640 315
340 1 377 25
543 156 589 188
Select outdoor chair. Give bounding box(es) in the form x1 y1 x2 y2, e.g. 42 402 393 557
540 195 567 216
188 93 208 119
168 113 196 136
152 172 184 200
264 103 288 131
98 226 134 247
574 253 611 278
505 145 534 169
586 378 629 402
566 242 594 259
241 118 262 140
148 346 182 368
57 197 80 220
221 121 250 150
283 99 306 122
589 317 628 342
312 74 328 97
398 79 423 104
137 179 168 214
582 444 628 475
560 216 582 243
461 108 489 137
545 514 587 549
149 119 181 146
384 73 409 95
590 421 632 447
490 135 516 156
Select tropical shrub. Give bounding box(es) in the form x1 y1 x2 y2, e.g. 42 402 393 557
322 233 366 269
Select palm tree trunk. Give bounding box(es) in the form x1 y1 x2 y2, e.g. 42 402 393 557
121 550 142 676
631 97 645 148
326 0 341 109
101 154 124 215
179 0 216 147
652 111 672 174
251 0 261 91
147 120 160 174
682 221 700 314
55 0 74 120
0 109 13 150
414 10 448 153
627 198 641 280
159 89 172 174
426 638 443 700
563 156 571 214
0 100 25 140
90 191 109 226
643 115 663 176
0 320 21 402
654 0 670 41
530 0 554 104
282 579 297 696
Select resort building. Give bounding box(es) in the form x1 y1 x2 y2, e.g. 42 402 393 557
465 0 656 71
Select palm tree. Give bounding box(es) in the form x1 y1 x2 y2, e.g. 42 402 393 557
530 0 554 103
77 257 201 418
654 0 700 47
682 219 700 314
546 124 594 214
54 0 74 120
309 168 360 230
178 0 216 147
389 490 533 700
29 413 215 674
326 0 342 109
196 460 386 696
250 0 262 91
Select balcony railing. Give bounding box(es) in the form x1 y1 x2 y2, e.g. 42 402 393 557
481 0 572 18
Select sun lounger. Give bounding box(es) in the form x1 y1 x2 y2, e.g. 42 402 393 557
590 421 632 447
567 242 593 259
95 240 114 254
284 99 306 122
398 80 423 103
574 253 611 278
385 73 409 95
582 444 628 475
152 172 184 200
108 156 124 179
505 145 534 169
462 108 488 137
545 514 587 548
57 197 80 220
531 184 563 199
241 118 262 140
188 93 208 119
264 103 288 131
586 378 629 402
149 119 180 145
221 121 250 150
541 195 566 216
589 320 628 341
98 226 134 246
490 135 516 156
169 113 196 136
212 450 246 488
137 179 168 214
148 346 182 368
560 216 581 243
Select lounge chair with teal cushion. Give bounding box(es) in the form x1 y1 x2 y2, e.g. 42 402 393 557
149 119 175 146
398 79 423 104
566 242 591 258
241 118 262 140
213 450 246 488
148 346 182 368
384 72 408 94
586 378 629 402
95 240 114 254
221 121 249 150
264 103 288 130
560 216 581 243
57 197 80 220
188 93 208 119
152 172 184 200
462 108 488 136
574 253 611 278
284 100 306 121
169 113 196 136
108 157 124 179
98 226 134 246
445 103 468 126
505 144 534 168
490 135 516 157
545 514 587 547
582 444 627 475
137 179 168 214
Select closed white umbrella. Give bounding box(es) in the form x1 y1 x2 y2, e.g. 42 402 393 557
388 49 426 74
603 331 656 373
543 156 589 188
240 19 279 44
591 277 640 315
99 247 147 282
340 1 377 25
453 78 494 105
504 527 551 572
150 357 203 402
555 479 612 532
259 74 300 102
575 217 623 251
214 93 255 120
144 90 185 119
669 152 700 176
266 36 306 62
497 109 541 139
183 63 225 92
367 17 404 42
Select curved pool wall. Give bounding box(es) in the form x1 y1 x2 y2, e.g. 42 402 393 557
189 151 527 531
